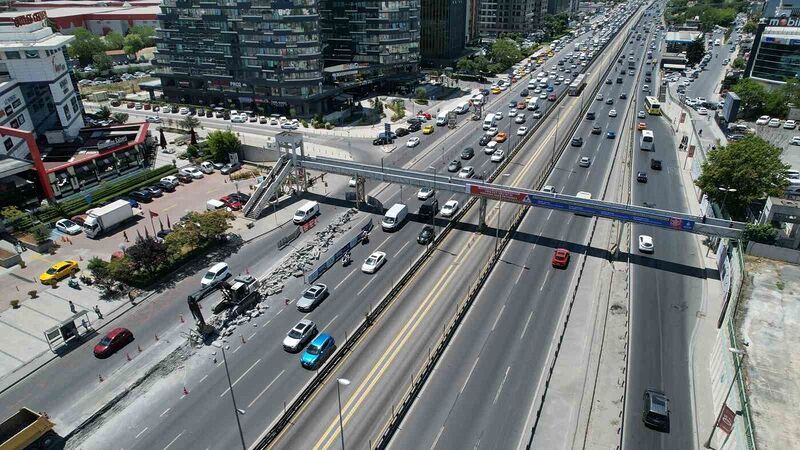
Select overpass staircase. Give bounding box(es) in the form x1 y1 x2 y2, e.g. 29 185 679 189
243 154 293 219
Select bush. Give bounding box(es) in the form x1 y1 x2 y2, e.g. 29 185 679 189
743 223 778 245
325 122 334 130
31 224 50 244
301 119 308 128
230 169 260 181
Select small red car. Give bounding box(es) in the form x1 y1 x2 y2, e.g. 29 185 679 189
547 93 557 102
419 111 432 120
94 327 134 358
220 195 242 211
552 248 570 268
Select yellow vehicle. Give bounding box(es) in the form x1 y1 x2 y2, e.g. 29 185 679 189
547 51 554 57
422 125 434 134
0 408 57 450
39 260 79 285
491 87 501 94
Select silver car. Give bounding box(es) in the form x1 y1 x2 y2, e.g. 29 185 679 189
296 284 328 312
283 319 318 352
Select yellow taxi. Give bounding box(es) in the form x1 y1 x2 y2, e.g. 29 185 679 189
491 87 501 94
422 125 434 134
494 132 508 143
40 260 79 285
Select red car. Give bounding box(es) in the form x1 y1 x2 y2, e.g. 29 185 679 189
547 93 557 102
220 195 242 211
551 248 570 268
94 327 134 358
419 111 432 120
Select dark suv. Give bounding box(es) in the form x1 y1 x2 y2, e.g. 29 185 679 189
586 111 595 120
642 389 670 432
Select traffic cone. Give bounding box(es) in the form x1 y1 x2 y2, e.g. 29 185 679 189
183 386 189 395
99 374 104 383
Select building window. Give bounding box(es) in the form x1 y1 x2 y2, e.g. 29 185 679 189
17 114 25 126
63 105 71 121
24 50 39 59
3 138 12 151
11 98 21 109
5 51 20 59
70 96 79 113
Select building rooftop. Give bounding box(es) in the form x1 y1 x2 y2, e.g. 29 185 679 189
665 31 701 43
39 123 149 172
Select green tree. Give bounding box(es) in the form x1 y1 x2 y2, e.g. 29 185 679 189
125 236 168 276
696 136 789 219
205 130 241 163
415 87 428 101
128 25 156 47
123 34 145 56
111 112 129 124
686 36 706 65
193 210 234 241
742 19 758 34
764 90 788 118
104 31 124 50
731 78 768 119
490 38 522 69
92 53 113 72
743 223 779 245
68 28 106 65
179 115 201 133
96 105 112 120
731 57 745 69
87 257 113 289
780 77 800 106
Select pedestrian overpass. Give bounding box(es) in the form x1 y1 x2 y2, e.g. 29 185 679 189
242 133 745 239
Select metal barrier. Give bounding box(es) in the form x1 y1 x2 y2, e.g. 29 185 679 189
305 220 373 284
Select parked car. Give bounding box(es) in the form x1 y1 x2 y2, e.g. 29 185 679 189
128 190 153 203
219 195 242 210
93 327 134 358
179 167 204 179
143 185 164 197
155 180 176 193
55 218 82 235
40 260 79 285
176 173 194 184
220 162 241 174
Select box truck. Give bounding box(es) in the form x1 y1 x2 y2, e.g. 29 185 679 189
83 199 134 238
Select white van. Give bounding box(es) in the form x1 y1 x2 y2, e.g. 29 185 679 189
483 113 497 130
382 203 408 231
436 111 448 126
456 102 469 114
293 201 319 224
206 199 226 211
201 262 230 287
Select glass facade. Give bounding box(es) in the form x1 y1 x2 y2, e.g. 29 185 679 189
751 33 800 82
420 0 466 62
478 0 543 38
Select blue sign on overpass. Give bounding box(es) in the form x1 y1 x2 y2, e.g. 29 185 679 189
530 197 695 231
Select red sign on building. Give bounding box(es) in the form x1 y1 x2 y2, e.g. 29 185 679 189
13 11 47 27
717 404 736 435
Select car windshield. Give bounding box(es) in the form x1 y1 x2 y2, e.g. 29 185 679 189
366 256 377 265
306 344 320 355
288 329 304 339
99 336 112 346
61 220 76 227
303 290 316 299
203 271 214 280
46 266 60 275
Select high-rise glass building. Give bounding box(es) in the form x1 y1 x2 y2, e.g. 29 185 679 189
420 0 466 63
478 0 543 39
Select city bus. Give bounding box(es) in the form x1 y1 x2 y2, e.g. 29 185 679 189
644 96 661 115
640 130 654 151
568 74 587 96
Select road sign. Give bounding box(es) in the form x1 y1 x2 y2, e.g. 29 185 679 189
717 404 736 435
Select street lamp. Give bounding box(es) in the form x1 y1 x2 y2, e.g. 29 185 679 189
336 378 351 450
221 346 247 450
718 186 737 216
704 347 746 448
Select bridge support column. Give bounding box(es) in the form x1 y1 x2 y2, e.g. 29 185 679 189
478 197 488 231
355 176 366 208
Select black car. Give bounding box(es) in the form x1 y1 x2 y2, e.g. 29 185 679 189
520 89 529 97
395 127 409 137
176 173 193 183
650 159 662 170
642 389 670 432
229 192 251 203
418 225 435 245
408 122 421 132
605 98 614 105
373 137 391 145
461 147 475 159
479 135 492 146
143 185 163 197
571 137 583 147
591 125 602 135
645 76 651 82
407 117 421 125
586 111 595 120
155 180 176 192
605 79 612 84
637 171 648 182
620 93 627 99
508 101 517 108
129 190 153 202
447 159 462 172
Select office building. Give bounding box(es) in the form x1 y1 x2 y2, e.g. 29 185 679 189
546 0 571 15
420 0 466 63
745 21 800 84
478 0 543 39
0 3 160 36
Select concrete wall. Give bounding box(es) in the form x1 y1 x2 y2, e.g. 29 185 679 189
240 143 278 164
746 241 800 264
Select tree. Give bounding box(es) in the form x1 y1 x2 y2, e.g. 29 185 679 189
111 112 129 124
87 257 113 289
123 34 145 56
731 57 745 69
696 136 789 219
104 31 124 50
743 223 779 245
68 28 106 65
205 130 241 163
193 210 234 241
763 90 788 118
743 19 758 34
457 57 477 74
96 106 112 120
731 78 768 119
125 236 168 276
179 115 201 133
490 38 522 69
92 53 113 72
686 36 705 65
128 25 156 47
415 87 428 101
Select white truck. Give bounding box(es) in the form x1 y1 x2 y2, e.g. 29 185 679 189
436 111 449 126
83 199 134 238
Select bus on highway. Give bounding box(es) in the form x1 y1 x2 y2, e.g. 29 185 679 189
644 96 661 115
568 74 587 96
640 130 654 151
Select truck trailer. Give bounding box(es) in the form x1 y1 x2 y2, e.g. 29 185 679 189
83 199 134 238
0 408 57 450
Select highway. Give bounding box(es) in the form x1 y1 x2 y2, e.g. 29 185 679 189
31 13 617 450
269 3 647 450
623 17 732 450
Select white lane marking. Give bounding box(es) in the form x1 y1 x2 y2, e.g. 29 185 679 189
520 311 534 340
233 345 241 354
200 374 208 383
163 431 184 450
135 427 149 439
219 358 262 398
357 276 377 297
324 314 339 330
540 272 550 291
491 304 506 332
460 357 481 394
250 331 257 339
514 266 527 285
334 270 355 291
375 234 391 252
430 425 446 450
396 240 411 256
160 408 171 417
248 369 286 408
492 366 511 406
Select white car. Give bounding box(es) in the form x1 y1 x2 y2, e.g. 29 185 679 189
349 176 357 187
160 175 179 188
296 284 328 312
791 136 800 146
638 234 654 253
638 110 646 119
441 200 460 217
55 218 82 235
578 156 591 167
485 141 499 154
406 137 420 147
532 111 542 119
595 93 603 101
417 187 435 200
697 107 708 115
608 109 618 117
491 150 505 162
495 111 504 119
755 115 770 125
179 167 204 179
768 118 781 128
539 93 547 99
179 107 189 115
485 127 499 137
642 85 650 92
784 120 797 130
517 126 529 135
458 166 475 178
542 185 556 193
515 114 526 124
145 116 161 123
508 109 518 117
362 251 387 274
282 319 317 353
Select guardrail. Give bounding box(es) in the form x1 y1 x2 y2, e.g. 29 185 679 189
250 16 639 450
371 9 643 449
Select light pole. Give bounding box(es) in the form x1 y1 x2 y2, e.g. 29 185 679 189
336 378 351 450
221 346 247 450
704 347 746 448
718 186 737 216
